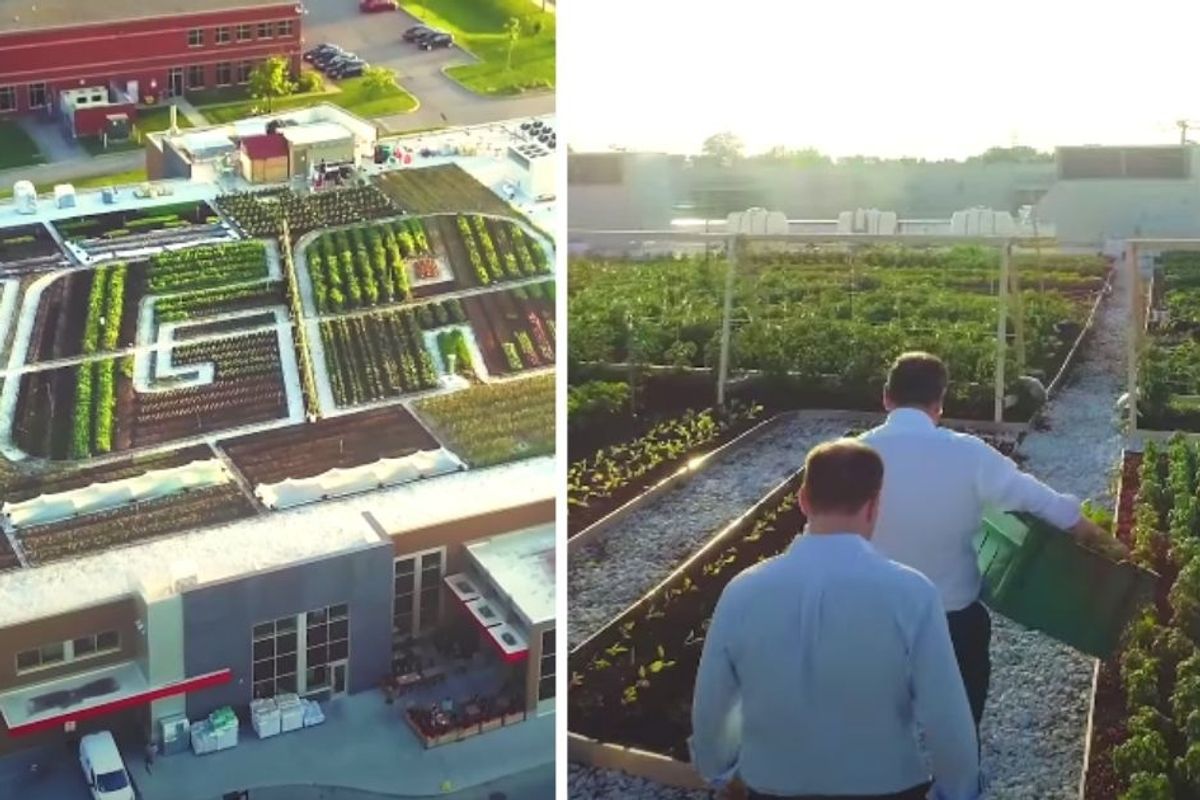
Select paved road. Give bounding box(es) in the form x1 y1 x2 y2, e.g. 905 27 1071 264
301 0 553 133
0 150 143 190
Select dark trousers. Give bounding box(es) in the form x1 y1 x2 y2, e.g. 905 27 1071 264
946 600 991 731
748 784 931 800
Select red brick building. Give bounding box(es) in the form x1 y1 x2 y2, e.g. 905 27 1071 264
0 0 304 117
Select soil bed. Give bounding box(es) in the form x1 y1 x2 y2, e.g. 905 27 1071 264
219 405 439 486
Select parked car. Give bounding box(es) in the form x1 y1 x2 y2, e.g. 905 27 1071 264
421 33 453 50
80 732 134 800
318 53 360 72
304 43 340 63
411 28 443 45
314 50 352 69
403 25 432 42
359 0 397 12
329 61 367 79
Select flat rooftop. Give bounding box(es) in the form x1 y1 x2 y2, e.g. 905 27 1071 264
0 456 555 628
0 0 291 35
468 523 556 628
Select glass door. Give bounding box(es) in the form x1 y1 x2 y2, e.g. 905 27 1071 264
168 68 183 98
331 661 348 696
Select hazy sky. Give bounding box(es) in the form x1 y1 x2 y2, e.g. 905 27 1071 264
561 0 1200 159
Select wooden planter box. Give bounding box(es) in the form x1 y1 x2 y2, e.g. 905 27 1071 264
480 716 502 733
435 730 457 747
457 722 480 741
503 710 525 726
404 710 439 750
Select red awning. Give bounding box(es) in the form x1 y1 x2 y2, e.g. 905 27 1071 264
1 665 231 736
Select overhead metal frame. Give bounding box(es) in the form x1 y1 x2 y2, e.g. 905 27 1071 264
1123 238 1200 434
570 229 1035 422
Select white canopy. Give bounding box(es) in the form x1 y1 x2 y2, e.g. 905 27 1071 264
2 459 231 529
254 449 464 510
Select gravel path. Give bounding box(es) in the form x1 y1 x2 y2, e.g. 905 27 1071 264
568 413 850 648
982 268 1127 799
571 268 1129 799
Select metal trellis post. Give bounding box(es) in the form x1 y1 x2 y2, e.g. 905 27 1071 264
994 241 1011 423
1127 242 1141 434
716 234 740 409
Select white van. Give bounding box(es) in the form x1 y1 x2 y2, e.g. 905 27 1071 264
79 731 135 800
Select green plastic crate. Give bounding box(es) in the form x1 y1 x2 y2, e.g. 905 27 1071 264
975 510 1157 659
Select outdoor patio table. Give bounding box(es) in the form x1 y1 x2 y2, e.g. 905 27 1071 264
395 672 422 687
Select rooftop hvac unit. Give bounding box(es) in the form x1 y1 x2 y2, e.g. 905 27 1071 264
54 184 76 209
12 180 37 214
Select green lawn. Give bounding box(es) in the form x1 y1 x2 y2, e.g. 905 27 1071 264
399 0 555 95
194 76 416 123
0 120 45 170
0 168 149 199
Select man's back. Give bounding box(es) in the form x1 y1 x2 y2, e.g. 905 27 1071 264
691 533 978 797
860 409 1080 611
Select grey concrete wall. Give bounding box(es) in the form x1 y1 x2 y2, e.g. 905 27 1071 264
1036 178 1200 245
567 152 1057 232
181 542 393 719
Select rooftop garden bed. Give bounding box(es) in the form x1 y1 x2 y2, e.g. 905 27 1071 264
373 165 520 216
215 187 397 239
1139 253 1200 431
52 200 221 243
218 405 438 486
0 223 64 268
569 247 1107 421
414 373 553 466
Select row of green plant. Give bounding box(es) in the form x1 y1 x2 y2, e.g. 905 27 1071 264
148 241 268 294
456 214 549 286
72 264 127 458
569 250 1102 413
320 309 438 406
1141 254 1200 431
154 282 282 324
307 219 433 313
568 404 764 512
1111 438 1200 798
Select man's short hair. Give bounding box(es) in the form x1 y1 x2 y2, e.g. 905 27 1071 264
802 439 884 515
885 352 948 407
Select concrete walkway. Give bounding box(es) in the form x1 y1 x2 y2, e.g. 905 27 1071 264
16 116 87 163
120 692 554 800
171 97 209 128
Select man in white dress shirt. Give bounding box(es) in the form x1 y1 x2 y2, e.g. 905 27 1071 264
859 352 1121 732
691 439 980 800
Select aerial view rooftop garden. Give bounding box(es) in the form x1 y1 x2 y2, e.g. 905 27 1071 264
0 163 555 572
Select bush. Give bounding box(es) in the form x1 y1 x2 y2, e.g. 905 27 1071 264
568 381 629 429
1119 772 1173 800
297 70 324 93
1112 731 1170 781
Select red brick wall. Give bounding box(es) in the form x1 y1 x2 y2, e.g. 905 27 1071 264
0 5 303 113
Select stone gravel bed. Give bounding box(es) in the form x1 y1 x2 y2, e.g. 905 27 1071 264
568 413 850 649
570 270 1127 800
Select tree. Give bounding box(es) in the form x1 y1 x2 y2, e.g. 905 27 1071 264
505 17 522 71
761 146 831 167
248 57 296 112
362 66 397 98
701 131 744 163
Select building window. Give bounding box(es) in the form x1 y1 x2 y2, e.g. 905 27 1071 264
237 23 252 41
0 87 15 112
237 62 253 84
15 631 120 674
257 22 273 39
252 615 298 699
187 65 205 90
538 628 555 701
253 605 348 700
215 63 232 87
277 20 294 37
215 27 231 45
187 28 204 47
393 548 444 641
27 82 46 110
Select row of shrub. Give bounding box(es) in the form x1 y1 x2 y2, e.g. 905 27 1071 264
72 264 127 458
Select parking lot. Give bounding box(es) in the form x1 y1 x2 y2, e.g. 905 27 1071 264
299 0 553 131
